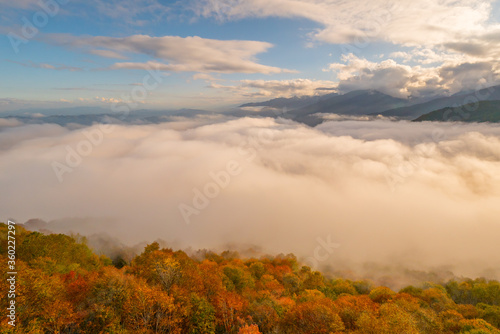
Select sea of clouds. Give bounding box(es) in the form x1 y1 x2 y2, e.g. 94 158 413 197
1 116 500 283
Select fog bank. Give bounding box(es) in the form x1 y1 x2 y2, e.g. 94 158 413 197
1 117 500 281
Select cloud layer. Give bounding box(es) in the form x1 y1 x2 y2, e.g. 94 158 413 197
192 0 495 46
47 34 289 74
1 117 500 280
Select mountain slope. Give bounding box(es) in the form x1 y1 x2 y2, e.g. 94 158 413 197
413 100 500 123
378 85 500 119
240 92 338 109
290 90 409 116
283 90 410 126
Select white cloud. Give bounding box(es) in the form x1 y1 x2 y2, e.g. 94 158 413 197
192 73 222 83
47 34 291 74
93 96 125 104
191 0 495 47
2 118 500 280
326 53 500 98
389 48 466 65
0 118 23 128
89 49 127 59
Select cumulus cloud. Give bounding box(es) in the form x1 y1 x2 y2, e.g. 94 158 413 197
326 53 500 98
46 34 290 74
2 117 500 280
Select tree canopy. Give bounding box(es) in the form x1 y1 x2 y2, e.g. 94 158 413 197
1 223 500 334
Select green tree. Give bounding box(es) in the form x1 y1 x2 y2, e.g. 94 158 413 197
189 294 216 334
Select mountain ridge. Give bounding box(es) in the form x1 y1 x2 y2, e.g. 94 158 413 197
413 100 500 123
376 85 500 119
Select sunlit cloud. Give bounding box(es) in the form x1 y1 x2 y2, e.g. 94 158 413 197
45 34 292 74
325 53 500 98
191 0 495 47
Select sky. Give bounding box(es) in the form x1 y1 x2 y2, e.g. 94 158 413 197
2 0 500 112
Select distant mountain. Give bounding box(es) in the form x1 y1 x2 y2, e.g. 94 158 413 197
413 100 500 123
133 108 213 118
240 93 338 111
377 85 500 119
286 90 411 126
239 90 414 126
2 106 111 116
5 114 118 126
291 90 409 116
1 109 214 126
1 106 212 118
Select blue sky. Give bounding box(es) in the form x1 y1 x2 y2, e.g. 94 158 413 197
1 0 500 112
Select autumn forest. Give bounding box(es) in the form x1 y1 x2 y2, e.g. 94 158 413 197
1 223 500 334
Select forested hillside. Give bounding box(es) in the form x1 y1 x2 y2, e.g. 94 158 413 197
414 100 500 123
1 223 500 334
